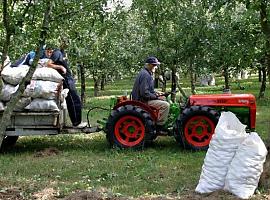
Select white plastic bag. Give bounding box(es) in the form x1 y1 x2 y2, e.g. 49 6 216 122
24 80 60 99
25 99 59 111
37 58 50 68
224 132 268 199
60 88 69 109
0 84 19 101
1 65 29 85
33 68 64 83
0 101 5 111
195 112 248 193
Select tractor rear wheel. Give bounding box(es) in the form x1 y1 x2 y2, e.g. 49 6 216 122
174 106 219 150
106 105 155 149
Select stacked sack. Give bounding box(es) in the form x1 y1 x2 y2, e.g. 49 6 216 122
196 112 268 199
0 59 64 112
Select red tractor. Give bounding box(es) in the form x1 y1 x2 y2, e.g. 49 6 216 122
105 93 256 150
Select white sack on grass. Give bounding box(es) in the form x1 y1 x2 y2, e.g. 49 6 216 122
1 65 29 85
24 80 60 99
25 99 59 111
195 112 248 194
14 97 32 111
0 84 19 101
0 101 5 111
33 68 64 83
224 132 268 199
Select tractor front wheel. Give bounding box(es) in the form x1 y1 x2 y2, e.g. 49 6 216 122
106 105 155 149
174 106 219 150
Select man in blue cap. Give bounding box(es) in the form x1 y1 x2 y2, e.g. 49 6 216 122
131 56 170 130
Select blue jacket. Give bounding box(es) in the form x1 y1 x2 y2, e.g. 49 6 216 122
131 67 158 102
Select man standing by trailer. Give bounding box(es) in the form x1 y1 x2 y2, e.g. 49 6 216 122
44 45 86 127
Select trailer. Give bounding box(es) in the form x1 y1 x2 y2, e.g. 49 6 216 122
0 98 101 150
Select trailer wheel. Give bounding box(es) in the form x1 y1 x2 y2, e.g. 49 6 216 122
1 136 19 150
174 106 219 150
106 105 155 149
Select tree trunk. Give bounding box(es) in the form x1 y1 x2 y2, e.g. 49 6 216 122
171 66 177 102
174 69 188 102
80 63 86 105
190 59 196 95
223 67 230 90
258 67 262 82
93 75 100 97
101 73 106 91
0 0 14 97
260 0 270 95
1 0 12 73
0 0 52 148
161 79 166 92
259 143 270 189
160 70 166 92
258 66 267 99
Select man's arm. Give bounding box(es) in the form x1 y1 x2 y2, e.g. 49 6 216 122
46 59 66 74
47 50 66 74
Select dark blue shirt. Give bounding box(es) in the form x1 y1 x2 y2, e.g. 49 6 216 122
131 67 157 101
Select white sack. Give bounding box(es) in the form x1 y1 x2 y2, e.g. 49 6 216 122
60 88 69 109
224 132 268 199
36 58 50 68
0 84 19 101
24 80 60 99
25 99 59 111
60 88 69 102
0 101 5 111
195 112 248 193
1 65 29 85
33 68 64 83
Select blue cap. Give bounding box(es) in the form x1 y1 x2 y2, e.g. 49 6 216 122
145 56 160 65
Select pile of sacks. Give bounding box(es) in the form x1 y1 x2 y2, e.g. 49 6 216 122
0 59 65 112
196 112 268 199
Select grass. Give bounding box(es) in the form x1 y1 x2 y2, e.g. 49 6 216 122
0 73 269 199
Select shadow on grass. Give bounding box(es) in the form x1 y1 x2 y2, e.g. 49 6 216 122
3 134 191 155
3 133 109 155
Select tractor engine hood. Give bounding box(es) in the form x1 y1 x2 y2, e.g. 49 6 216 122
189 94 256 107
189 93 256 129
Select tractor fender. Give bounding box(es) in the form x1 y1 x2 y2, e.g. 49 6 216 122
113 100 158 122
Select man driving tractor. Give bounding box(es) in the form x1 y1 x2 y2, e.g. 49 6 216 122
131 56 170 133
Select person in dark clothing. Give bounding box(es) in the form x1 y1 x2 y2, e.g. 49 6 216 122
44 45 85 127
131 56 170 127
